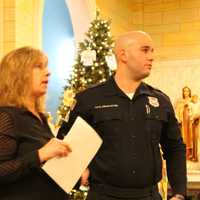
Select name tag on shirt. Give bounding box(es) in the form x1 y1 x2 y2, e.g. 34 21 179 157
94 104 119 109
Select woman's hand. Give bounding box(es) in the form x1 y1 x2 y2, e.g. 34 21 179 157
38 138 72 163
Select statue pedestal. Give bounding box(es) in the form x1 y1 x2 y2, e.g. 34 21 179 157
187 170 200 198
168 171 200 199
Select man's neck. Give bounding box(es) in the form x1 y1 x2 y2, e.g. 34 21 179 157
114 72 141 94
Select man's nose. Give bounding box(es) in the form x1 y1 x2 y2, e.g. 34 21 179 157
148 52 154 62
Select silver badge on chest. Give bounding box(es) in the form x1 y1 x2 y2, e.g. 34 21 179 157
148 96 159 107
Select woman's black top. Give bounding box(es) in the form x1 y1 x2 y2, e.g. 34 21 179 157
0 106 68 200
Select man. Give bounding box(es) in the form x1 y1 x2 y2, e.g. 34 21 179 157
58 31 186 200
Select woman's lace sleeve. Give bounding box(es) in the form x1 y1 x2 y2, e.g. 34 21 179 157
0 111 40 184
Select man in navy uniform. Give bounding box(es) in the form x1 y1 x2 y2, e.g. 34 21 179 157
58 31 186 200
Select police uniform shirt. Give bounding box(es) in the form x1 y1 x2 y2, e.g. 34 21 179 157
58 76 186 196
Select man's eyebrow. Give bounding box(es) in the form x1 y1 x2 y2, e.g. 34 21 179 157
141 46 154 51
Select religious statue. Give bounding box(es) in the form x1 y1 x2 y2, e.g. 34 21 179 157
175 86 199 162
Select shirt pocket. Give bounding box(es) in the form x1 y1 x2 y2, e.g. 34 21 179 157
146 108 167 142
92 109 122 141
93 109 122 123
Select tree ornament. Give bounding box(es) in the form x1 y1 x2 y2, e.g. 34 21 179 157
105 54 117 70
80 48 96 66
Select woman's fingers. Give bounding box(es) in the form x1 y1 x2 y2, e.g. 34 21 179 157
38 138 72 162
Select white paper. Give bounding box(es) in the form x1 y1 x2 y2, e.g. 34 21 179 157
42 117 102 193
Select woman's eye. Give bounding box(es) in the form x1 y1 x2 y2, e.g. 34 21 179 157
35 64 43 68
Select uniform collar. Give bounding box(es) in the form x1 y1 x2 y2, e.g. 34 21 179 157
104 76 156 98
134 82 156 98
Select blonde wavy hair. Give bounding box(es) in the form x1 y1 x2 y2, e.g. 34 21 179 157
0 46 48 113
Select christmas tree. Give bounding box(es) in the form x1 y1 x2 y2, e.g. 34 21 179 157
57 10 116 125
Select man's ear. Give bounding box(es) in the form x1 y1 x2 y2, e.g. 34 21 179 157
119 49 127 63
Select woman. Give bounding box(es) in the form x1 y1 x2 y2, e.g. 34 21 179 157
0 47 71 199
